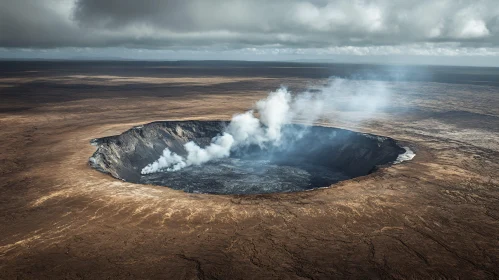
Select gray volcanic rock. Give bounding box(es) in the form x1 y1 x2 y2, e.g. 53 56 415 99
89 120 405 194
89 121 224 183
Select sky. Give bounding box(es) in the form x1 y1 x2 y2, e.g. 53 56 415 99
1 0 499 66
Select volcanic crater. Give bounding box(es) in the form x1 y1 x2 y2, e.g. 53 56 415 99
89 120 407 194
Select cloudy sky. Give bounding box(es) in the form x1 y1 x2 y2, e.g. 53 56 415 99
1 0 499 66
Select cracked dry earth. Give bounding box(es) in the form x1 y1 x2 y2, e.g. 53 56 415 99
0 62 499 279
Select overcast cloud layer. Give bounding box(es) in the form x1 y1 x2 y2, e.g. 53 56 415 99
1 0 499 63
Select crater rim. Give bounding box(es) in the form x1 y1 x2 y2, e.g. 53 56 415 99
89 120 411 195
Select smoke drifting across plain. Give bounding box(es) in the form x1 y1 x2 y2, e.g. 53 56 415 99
141 78 391 174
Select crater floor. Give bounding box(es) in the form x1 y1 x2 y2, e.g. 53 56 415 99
141 158 351 194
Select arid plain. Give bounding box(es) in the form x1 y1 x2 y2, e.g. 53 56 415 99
0 61 498 279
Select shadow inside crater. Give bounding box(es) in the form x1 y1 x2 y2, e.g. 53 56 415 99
89 121 406 194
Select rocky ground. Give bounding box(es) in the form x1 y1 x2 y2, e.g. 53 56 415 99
0 62 498 279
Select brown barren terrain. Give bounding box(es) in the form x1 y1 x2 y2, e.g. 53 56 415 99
0 62 498 279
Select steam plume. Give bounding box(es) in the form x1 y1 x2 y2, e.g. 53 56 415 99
141 78 390 174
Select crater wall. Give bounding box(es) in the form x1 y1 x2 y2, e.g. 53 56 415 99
89 121 405 193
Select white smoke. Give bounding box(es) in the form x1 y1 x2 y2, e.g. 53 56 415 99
141 132 234 173
141 78 390 174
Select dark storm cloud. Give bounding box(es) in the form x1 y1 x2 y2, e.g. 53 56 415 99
1 0 499 52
